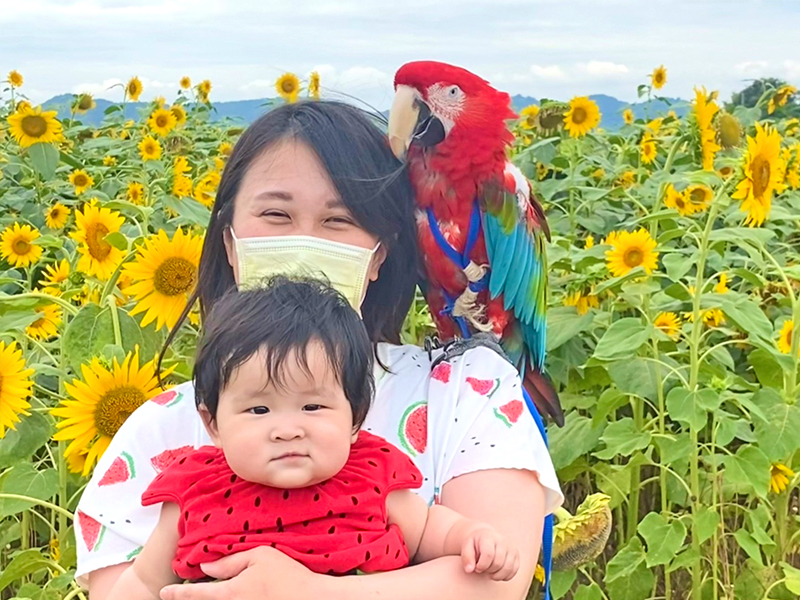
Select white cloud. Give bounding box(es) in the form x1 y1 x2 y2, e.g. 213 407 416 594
576 61 630 78
529 65 568 81
783 60 800 80
71 77 175 100
735 61 770 75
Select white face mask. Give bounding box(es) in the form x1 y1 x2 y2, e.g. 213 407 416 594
229 230 380 313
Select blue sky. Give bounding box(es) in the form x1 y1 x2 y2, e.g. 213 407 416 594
2 0 799 110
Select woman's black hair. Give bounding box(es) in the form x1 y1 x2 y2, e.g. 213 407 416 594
161 101 418 374
194 276 374 429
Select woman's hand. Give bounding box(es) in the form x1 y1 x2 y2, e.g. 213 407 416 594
159 546 321 600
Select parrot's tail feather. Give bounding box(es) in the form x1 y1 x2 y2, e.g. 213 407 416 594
523 369 564 427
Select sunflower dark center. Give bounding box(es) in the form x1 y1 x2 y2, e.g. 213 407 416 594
73 174 88 187
281 79 296 94
675 197 686 209
690 188 706 204
86 223 111 261
95 385 147 437
13 238 30 254
21 115 48 137
572 108 587 125
78 96 93 110
752 156 771 198
154 257 196 296
156 115 169 127
623 248 643 268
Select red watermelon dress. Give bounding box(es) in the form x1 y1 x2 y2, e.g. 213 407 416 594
141 431 422 580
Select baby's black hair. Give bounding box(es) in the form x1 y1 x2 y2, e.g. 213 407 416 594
193 276 374 429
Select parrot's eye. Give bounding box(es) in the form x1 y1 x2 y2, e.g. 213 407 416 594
448 86 461 97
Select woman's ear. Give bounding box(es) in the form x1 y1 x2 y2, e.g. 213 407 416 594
368 244 388 282
222 227 239 281
198 404 223 448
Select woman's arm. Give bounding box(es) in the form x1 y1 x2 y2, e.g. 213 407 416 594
160 468 545 600
88 563 132 600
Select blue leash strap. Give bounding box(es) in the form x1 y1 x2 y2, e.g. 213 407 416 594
427 201 554 599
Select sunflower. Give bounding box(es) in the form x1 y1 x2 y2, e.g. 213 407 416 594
218 142 233 157
197 79 212 97
173 155 190 175
0 341 34 438
138 135 162 161
718 165 734 179
1 223 43 268
640 136 657 165
71 200 126 280
768 85 797 115
778 320 797 355
123 229 203 331
618 170 636 188
7 105 64 148
180 76 192 90
591 168 605 180
41 259 70 292
147 108 177 137
193 171 221 207
126 182 145 205
536 162 549 181
51 350 169 475
520 104 540 129
770 463 795 493
65 448 90 474
68 169 94 195
605 229 659 277
74 93 96 114
170 104 187 127
8 70 23 87
563 289 599 315
694 87 720 171
731 124 785 227
585 235 595 249
153 96 166 108
103 155 117 167
16 100 31 112
308 71 321 100
654 312 681 340
717 112 741 149
651 65 667 89
702 308 725 327
715 273 729 294
564 97 601 138
622 108 634 125
786 118 799 137
663 184 695 216
276 72 301 103
126 76 143 101
647 118 663 135
45 203 70 229
26 304 62 340
172 175 193 199
685 184 713 213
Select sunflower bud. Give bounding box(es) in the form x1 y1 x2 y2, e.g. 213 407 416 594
552 493 612 571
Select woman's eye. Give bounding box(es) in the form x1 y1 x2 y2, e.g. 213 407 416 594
261 210 290 219
303 404 323 412
326 216 353 225
248 406 270 415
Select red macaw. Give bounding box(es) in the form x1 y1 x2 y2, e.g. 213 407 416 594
388 60 563 426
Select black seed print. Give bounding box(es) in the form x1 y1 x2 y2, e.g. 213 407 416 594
187 562 196 568
474 442 480 445
256 529 263 534
224 489 232 499
324 553 330 559
276 517 283 528
340 513 346 518
203 513 211 523
411 474 417 480
328 526 336 534
283 490 290 500
184 511 189 520
227 544 233 551
386 544 390 554
254 497 261 508
227 507 234 515
125 519 130 523
302 520 309 527
205 459 213 465
365 551 371 561
367 460 378 467
307 549 314 554
358 534 363 544
367 515 374 522
490 444 495 448
240 535 246 543
374 486 381 494
230 474 237 483
244 520 250 531
327 510 334 518
461 449 465 453
395 549 401 559
392 471 397 479
380 447 391 453
314 493 320 502
110 521 115 524
203 545 209 553
271 542 277 548
179 457 187 465
343 480 350 484
327 569 335 575
455 418 458 422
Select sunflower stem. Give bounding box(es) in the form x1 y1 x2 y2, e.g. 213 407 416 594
106 294 122 347
3 292 78 316
57 333 68 535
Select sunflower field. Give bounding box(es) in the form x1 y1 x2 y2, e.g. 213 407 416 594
0 67 799 600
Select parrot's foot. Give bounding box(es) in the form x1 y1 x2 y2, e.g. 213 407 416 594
452 261 493 332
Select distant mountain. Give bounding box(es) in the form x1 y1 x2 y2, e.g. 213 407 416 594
42 92 689 131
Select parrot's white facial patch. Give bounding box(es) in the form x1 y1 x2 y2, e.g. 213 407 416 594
425 84 465 135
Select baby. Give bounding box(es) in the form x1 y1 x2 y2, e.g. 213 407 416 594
109 276 519 600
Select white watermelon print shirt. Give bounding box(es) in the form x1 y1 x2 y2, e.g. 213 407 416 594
74 343 563 586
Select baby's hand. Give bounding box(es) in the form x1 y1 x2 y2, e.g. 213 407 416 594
461 526 519 581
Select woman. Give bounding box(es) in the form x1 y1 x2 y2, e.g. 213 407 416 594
78 101 563 600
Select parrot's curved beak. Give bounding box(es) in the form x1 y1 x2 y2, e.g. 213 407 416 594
388 84 446 160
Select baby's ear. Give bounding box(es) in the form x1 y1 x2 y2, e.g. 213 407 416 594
198 404 222 448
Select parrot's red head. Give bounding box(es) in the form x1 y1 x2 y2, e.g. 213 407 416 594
388 60 516 161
